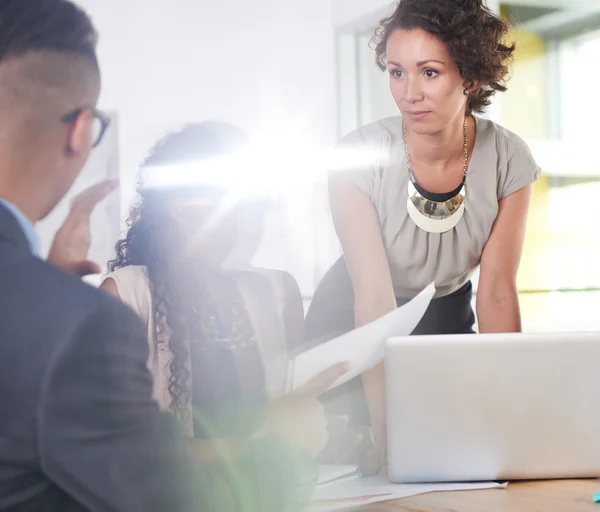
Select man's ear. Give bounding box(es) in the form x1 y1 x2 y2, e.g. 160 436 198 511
66 108 93 156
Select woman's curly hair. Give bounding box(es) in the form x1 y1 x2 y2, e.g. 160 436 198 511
108 122 247 420
372 0 515 115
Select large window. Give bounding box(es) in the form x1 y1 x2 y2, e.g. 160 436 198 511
560 29 600 145
500 8 600 331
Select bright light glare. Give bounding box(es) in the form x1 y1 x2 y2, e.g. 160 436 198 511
139 140 382 197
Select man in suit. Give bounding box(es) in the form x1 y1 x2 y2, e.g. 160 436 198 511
0 1 346 511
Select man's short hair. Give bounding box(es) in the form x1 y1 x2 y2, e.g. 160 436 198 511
0 0 98 65
0 0 100 144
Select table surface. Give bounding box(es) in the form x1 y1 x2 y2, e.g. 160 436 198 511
357 479 600 511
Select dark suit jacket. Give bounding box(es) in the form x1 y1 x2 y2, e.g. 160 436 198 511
0 203 317 512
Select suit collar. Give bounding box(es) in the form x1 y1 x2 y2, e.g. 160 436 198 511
0 201 33 254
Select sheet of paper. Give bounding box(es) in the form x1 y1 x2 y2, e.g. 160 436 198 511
318 465 360 486
309 474 507 511
289 283 436 392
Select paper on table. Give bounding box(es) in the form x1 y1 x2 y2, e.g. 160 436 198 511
288 283 435 392
318 465 360 486
309 474 507 511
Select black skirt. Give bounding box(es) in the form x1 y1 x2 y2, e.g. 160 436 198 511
305 256 475 425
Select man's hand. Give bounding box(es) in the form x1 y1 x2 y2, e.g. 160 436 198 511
48 180 119 277
265 362 350 458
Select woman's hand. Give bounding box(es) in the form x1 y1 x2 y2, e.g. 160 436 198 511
187 364 352 464
265 362 349 458
317 419 384 477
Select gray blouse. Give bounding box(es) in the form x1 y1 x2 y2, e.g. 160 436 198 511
335 116 541 299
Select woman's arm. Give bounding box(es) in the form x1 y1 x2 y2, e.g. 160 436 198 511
476 185 533 333
328 175 397 448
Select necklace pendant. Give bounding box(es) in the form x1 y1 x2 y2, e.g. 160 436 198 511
406 180 467 233
403 117 470 233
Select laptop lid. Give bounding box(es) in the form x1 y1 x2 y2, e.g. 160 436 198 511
385 332 600 483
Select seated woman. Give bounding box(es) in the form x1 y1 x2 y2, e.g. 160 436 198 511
101 122 380 474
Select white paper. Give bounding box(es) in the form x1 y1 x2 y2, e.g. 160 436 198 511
289 283 436 392
309 474 507 511
318 465 360 486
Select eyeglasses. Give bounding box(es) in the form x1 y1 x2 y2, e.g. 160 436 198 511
61 106 111 148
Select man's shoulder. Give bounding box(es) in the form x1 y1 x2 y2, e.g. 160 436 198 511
0 245 142 337
0 248 147 432
40 262 144 333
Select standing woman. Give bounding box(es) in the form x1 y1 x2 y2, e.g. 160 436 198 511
306 0 540 448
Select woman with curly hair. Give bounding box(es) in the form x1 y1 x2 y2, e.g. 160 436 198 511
306 0 541 451
100 122 382 476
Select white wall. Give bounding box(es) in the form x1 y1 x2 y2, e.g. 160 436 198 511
74 0 340 296
76 0 337 207
331 0 394 30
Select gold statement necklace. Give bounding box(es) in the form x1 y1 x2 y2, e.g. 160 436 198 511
404 118 469 233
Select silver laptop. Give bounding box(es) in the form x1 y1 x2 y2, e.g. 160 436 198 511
385 332 600 483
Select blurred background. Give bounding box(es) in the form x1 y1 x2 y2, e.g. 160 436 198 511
69 0 600 332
